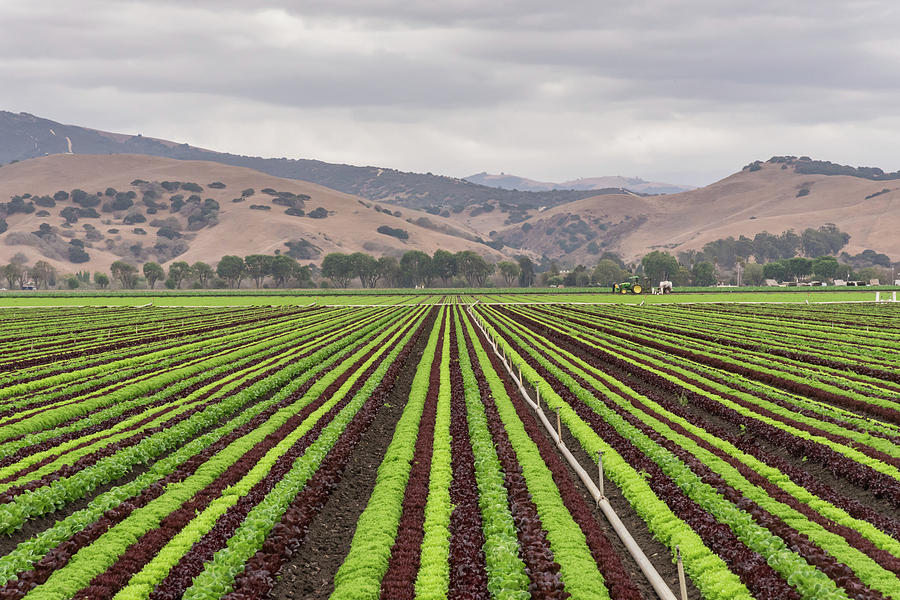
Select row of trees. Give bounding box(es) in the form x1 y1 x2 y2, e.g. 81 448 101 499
320 250 516 288
1 259 58 289
3 247 895 291
108 254 314 289
636 250 892 287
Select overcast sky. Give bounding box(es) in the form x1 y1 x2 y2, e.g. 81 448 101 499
2 0 900 186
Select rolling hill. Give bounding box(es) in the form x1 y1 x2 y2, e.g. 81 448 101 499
490 158 900 264
0 154 509 274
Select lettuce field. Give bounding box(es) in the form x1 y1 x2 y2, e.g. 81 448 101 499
0 301 897 600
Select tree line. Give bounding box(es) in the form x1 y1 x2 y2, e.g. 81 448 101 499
319 250 533 288
2 244 895 292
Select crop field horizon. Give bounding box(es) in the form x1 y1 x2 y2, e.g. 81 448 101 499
0 300 897 600
0 287 896 307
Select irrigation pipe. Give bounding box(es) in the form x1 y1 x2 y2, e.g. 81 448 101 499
467 306 680 600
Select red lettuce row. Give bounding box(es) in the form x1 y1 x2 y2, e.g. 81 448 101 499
379 315 445 599
446 310 490 599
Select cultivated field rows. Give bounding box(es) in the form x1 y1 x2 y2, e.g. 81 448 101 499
0 302 897 600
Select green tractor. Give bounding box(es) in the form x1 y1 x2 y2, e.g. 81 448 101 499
613 275 644 295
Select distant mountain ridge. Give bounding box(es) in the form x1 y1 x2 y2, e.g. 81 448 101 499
465 172 694 195
0 111 614 212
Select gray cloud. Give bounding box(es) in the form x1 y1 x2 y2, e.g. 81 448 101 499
1 0 899 185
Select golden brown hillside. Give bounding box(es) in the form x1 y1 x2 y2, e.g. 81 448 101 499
493 161 900 264
0 154 506 274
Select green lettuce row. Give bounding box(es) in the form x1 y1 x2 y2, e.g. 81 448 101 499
469 309 610 600
21 308 419 600
456 314 530 599
112 307 426 600
331 307 444 600
508 313 900 597
414 310 453 599
0 309 408 534
0 311 407 585
483 307 858 600
473 305 752 600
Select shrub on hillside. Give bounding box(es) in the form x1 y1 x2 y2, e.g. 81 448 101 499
377 225 409 240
